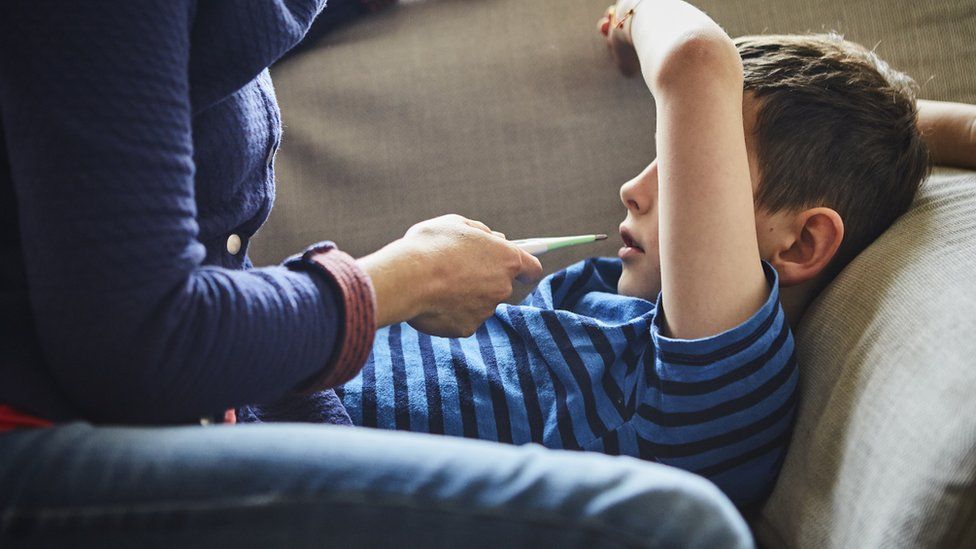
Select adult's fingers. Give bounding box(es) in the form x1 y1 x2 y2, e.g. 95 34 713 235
514 249 544 285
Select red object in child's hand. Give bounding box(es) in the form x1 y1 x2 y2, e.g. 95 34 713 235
598 6 615 38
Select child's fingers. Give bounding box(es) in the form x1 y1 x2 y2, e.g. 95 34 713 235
597 15 611 39
598 5 615 40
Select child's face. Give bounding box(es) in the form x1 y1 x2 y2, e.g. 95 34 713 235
616 95 781 299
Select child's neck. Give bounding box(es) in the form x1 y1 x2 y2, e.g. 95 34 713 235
779 282 818 329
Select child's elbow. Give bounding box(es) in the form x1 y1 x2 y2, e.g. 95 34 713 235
651 31 743 95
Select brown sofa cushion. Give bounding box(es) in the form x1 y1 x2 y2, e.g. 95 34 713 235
253 0 656 283
754 169 976 548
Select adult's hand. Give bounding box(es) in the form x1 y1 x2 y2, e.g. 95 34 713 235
357 214 544 337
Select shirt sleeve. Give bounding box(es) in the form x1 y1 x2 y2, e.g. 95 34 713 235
291 0 397 54
643 261 799 506
0 1 369 423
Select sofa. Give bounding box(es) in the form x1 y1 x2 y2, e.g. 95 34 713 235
251 0 976 546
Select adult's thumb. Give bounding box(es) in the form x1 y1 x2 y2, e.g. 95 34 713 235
515 250 544 285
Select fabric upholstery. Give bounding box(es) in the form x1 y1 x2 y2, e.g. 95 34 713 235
754 169 976 548
252 0 657 280
693 0 976 104
255 0 976 547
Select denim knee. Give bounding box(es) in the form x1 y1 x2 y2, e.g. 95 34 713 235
547 452 753 548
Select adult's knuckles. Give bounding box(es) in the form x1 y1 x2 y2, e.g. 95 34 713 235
500 248 523 276
483 279 512 301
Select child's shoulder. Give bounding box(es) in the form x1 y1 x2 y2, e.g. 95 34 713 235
524 257 656 320
536 257 621 300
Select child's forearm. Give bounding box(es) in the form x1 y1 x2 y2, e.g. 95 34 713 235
624 1 767 339
918 99 976 170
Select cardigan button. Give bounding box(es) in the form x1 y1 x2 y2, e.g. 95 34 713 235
226 234 242 255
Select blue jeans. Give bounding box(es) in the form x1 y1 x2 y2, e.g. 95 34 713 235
0 423 753 548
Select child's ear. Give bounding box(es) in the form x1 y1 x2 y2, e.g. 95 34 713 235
771 207 844 287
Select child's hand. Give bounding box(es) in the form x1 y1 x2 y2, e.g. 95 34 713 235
597 3 641 77
917 99 976 170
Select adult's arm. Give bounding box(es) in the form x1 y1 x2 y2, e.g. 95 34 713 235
918 99 976 170
0 1 364 423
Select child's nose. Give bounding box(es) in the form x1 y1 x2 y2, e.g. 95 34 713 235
619 161 657 214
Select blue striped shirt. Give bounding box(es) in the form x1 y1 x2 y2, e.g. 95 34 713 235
338 258 798 506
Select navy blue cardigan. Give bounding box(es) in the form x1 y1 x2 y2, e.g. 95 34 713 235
0 0 373 424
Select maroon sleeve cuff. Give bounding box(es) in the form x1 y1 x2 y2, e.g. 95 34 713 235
289 242 376 391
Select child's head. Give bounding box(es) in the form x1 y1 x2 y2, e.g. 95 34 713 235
617 33 930 305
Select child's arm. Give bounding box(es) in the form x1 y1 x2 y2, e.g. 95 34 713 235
918 99 976 170
617 0 767 339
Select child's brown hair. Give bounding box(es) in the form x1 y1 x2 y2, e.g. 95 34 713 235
736 34 931 280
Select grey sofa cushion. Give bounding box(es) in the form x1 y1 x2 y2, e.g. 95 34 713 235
695 0 976 104
255 1 976 547
254 0 657 281
754 169 976 548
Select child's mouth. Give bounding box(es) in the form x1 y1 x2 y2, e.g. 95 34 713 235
618 227 644 259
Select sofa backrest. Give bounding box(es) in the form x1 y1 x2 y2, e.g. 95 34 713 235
754 168 976 548
254 0 656 284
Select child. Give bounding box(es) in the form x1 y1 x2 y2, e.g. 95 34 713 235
331 1 971 507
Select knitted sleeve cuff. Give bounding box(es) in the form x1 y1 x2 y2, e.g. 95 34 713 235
285 241 376 391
